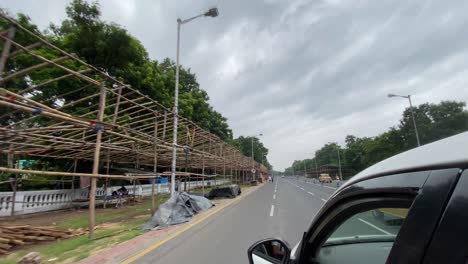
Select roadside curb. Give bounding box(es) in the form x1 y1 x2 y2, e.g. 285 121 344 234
79 184 265 264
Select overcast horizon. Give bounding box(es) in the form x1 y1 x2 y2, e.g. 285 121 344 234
3 0 468 170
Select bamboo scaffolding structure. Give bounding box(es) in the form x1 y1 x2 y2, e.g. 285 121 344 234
0 12 267 228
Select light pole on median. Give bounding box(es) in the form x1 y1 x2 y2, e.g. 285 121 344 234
171 8 219 196
388 93 421 147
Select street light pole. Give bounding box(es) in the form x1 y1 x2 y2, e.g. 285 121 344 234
171 8 219 196
337 148 343 181
407 95 421 147
388 93 421 147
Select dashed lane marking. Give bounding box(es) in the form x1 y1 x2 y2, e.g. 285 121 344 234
270 205 275 217
321 198 327 202
358 218 394 235
307 192 314 196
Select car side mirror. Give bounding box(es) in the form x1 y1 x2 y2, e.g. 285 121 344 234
248 238 291 264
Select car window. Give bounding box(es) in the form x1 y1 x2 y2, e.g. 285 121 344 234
318 207 409 264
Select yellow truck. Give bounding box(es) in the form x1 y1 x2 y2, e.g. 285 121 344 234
319 173 333 183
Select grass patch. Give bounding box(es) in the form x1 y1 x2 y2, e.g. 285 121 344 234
0 194 169 264
57 194 169 229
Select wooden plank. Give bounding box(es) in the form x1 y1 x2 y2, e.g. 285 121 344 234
0 243 12 250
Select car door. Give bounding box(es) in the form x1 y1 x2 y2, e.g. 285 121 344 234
295 168 461 264
422 169 468 264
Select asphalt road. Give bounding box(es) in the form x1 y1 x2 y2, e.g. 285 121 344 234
132 177 399 264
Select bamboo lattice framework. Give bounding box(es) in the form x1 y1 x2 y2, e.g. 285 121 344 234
0 11 268 179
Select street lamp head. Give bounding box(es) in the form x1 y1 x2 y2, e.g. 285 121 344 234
388 93 410 99
204 8 219 17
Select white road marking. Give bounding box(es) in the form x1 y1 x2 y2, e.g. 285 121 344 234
307 192 314 196
270 205 275 217
324 186 337 190
320 198 327 202
273 194 276 200
300 188 305 190
358 218 394 235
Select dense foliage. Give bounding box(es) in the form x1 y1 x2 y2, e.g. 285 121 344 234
231 136 272 169
285 101 468 177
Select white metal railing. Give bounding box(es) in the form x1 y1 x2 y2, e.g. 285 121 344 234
0 179 230 217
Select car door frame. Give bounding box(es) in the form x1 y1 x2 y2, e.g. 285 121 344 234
295 168 461 264
422 168 468 264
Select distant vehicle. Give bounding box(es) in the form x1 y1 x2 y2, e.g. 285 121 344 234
248 132 468 264
318 174 332 183
281 176 285 178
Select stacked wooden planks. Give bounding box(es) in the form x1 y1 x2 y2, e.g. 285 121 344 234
0 225 85 254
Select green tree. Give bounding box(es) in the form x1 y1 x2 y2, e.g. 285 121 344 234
233 136 271 169
53 0 234 140
400 101 468 148
284 101 468 176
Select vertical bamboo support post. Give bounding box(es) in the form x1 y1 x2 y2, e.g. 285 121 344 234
152 114 158 213
8 147 16 217
72 158 77 200
201 143 205 196
103 140 110 209
230 159 233 186
159 112 167 194
133 143 139 204
0 26 16 75
221 145 225 186
104 85 121 208
243 169 246 185
184 147 188 192
89 81 106 239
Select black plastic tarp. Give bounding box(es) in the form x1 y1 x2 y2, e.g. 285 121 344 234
205 184 241 199
142 192 213 230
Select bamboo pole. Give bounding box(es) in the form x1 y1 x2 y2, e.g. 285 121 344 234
72 158 77 201
89 82 106 239
0 167 161 179
0 33 99 85
201 140 205 196
0 25 15 75
152 115 158 213
8 41 43 58
1 56 70 83
103 139 111 209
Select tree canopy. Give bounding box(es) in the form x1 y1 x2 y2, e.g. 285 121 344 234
285 101 468 177
232 136 272 170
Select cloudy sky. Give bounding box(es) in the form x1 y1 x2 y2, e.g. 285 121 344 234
4 0 468 170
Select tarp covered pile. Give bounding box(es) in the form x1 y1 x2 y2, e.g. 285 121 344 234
142 192 213 230
205 184 241 199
